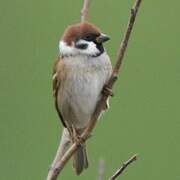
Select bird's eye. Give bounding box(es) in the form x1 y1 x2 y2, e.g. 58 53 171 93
84 34 93 41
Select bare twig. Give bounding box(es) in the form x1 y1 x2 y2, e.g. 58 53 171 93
47 0 142 179
109 154 138 180
47 129 71 180
97 159 105 180
81 0 91 22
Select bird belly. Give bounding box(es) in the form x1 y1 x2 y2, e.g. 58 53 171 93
59 70 106 129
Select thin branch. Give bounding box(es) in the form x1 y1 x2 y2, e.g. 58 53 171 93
109 154 138 180
46 0 142 179
97 159 105 180
47 129 71 180
81 0 91 22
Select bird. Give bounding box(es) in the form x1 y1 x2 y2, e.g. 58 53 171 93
52 22 112 175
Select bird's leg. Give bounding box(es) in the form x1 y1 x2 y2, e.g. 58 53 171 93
71 126 85 146
101 85 114 110
72 126 81 144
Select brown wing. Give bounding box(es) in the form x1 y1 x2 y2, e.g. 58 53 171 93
52 57 67 127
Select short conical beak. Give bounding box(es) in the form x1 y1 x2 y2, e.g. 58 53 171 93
96 34 110 44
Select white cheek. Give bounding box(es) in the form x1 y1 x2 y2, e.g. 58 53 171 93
59 41 78 56
59 40 100 57
77 40 100 56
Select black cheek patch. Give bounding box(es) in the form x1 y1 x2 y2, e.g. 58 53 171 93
75 43 88 50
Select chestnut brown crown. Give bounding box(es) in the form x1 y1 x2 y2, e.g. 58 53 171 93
61 22 101 45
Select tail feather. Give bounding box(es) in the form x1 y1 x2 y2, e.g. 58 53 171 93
82 146 88 169
73 144 88 175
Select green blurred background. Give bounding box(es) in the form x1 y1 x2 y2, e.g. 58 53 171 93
0 0 180 179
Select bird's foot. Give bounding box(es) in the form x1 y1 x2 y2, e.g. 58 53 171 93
102 85 114 97
72 126 85 146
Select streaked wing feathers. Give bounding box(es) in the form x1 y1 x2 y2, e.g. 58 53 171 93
52 57 67 127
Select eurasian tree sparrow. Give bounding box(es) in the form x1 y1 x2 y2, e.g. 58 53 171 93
52 22 112 175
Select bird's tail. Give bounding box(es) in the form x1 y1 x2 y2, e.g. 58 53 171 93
73 144 88 175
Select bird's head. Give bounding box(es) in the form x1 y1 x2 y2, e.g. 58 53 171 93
59 22 110 57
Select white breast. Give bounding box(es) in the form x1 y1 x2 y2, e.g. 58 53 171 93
58 52 112 129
